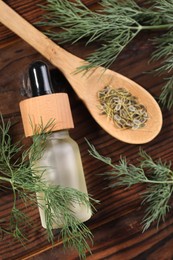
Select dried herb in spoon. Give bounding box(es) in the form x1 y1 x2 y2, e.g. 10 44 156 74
98 86 148 129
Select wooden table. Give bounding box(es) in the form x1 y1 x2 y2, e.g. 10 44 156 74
0 1 173 259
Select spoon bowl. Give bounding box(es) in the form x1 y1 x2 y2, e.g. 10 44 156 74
0 0 162 144
82 68 162 144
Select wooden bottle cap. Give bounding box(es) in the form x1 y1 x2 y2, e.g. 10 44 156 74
19 93 74 137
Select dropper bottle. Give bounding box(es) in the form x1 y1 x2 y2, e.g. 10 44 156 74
19 61 92 228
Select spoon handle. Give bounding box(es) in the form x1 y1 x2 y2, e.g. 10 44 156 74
0 1 85 95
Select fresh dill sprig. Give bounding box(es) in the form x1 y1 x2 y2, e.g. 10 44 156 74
87 140 173 231
40 0 145 69
44 186 95 258
0 117 98 259
151 29 173 110
158 76 173 110
39 0 173 108
39 0 172 69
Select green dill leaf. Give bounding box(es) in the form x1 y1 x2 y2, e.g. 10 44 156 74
0 116 97 259
159 76 173 110
39 0 173 108
43 185 97 258
142 183 173 231
87 140 173 230
85 138 112 165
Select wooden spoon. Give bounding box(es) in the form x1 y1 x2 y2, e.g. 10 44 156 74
0 1 162 144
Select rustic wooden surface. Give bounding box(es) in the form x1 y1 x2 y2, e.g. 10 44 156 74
0 0 173 259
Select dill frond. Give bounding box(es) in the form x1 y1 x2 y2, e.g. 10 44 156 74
39 0 173 108
44 186 95 258
0 116 98 259
151 29 173 109
87 140 173 231
39 0 172 69
158 76 173 110
40 0 144 69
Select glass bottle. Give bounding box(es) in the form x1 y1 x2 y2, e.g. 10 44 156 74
35 130 92 228
20 61 92 228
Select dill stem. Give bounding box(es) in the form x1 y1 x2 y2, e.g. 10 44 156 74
131 24 173 32
141 24 173 30
0 176 15 205
143 179 173 184
0 176 11 183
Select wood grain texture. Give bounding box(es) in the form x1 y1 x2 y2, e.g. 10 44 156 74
0 0 173 260
20 93 74 136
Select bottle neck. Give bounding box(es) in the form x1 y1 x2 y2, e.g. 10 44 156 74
47 130 70 139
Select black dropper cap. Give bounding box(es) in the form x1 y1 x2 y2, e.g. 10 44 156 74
29 61 54 97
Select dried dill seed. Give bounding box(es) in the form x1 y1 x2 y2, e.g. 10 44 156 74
97 86 148 129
